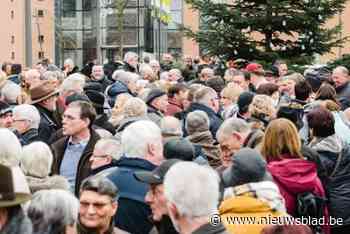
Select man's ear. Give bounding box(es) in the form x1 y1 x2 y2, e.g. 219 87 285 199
168 202 180 220
83 118 91 128
231 132 242 142
147 143 156 157
110 201 118 216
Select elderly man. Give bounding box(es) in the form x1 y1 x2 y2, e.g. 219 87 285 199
183 86 222 139
216 118 263 173
145 88 169 126
134 159 181 234
51 101 100 195
107 120 164 234
190 67 215 85
78 176 129 234
23 69 42 89
12 104 41 145
88 65 112 92
0 101 13 128
89 138 122 176
30 80 60 143
160 116 183 142
123 52 139 73
164 162 229 234
332 66 350 110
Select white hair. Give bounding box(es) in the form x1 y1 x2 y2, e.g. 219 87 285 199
185 110 210 135
95 138 122 160
64 58 74 67
21 142 53 178
123 97 147 118
1 82 21 104
112 70 126 81
216 117 250 141
139 64 154 78
160 116 183 137
0 129 22 166
121 120 162 157
124 51 138 62
193 86 216 106
149 60 160 67
164 162 220 218
60 74 86 96
28 189 79 231
117 71 139 86
13 104 41 129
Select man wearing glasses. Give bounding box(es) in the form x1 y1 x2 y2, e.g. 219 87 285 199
78 176 129 234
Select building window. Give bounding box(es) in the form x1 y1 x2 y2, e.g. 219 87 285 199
11 10 14 19
38 35 44 43
38 51 44 59
37 9 44 17
11 36 15 44
11 52 15 60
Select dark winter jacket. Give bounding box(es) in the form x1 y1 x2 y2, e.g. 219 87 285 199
183 103 223 140
94 114 116 135
309 134 350 226
192 223 229 234
107 157 157 234
1 206 33 234
15 128 40 146
77 219 129 234
51 129 100 196
34 104 59 144
147 105 164 126
336 82 350 110
107 80 134 107
123 62 137 73
87 76 113 92
149 215 178 234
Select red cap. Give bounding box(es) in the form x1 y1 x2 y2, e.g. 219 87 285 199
245 63 263 73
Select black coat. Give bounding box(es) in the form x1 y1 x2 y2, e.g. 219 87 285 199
94 114 116 135
182 103 223 140
336 82 350 110
192 223 229 234
34 104 59 144
311 140 350 226
16 128 40 146
87 77 113 92
107 157 157 234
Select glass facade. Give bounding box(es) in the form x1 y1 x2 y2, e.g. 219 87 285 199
55 0 168 67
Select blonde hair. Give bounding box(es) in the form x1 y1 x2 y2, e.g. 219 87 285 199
221 84 243 103
249 95 276 119
261 118 302 162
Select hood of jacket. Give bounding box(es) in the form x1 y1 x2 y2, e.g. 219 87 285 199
267 158 319 194
220 181 286 214
309 134 343 154
26 175 70 193
107 80 132 106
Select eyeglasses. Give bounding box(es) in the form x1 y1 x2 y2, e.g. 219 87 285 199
13 118 29 122
91 154 110 159
80 201 113 210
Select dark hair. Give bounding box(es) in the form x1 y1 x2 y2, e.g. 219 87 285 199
256 83 279 96
315 83 337 102
307 107 335 138
1 62 11 73
243 71 251 81
295 80 312 101
11 64 22 75
168 83 188 98
68 101 97 128
80 176 118 199
206 76 225 94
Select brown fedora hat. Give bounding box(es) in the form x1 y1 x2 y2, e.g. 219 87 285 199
30 80 59 104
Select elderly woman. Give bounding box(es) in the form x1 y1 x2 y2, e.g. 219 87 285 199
21 142 69 193
27 189 79 234
0 128 22 167
115 97 148 135
109 93 132 127
248 94 276 131
220 84 243 119
185 110 221 168
261 118 329 234
307 107 350 233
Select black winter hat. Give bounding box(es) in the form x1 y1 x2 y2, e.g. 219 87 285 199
163 138 195 161
65 93 91 106
237 91 255 114
0 101 12 116
222 148 272 188
85 90 105 108
84 82 103 93
145 88 166 105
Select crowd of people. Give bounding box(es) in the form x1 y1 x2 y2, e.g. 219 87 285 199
0 51 350 234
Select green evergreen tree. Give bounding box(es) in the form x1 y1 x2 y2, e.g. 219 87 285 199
183 0 348 64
